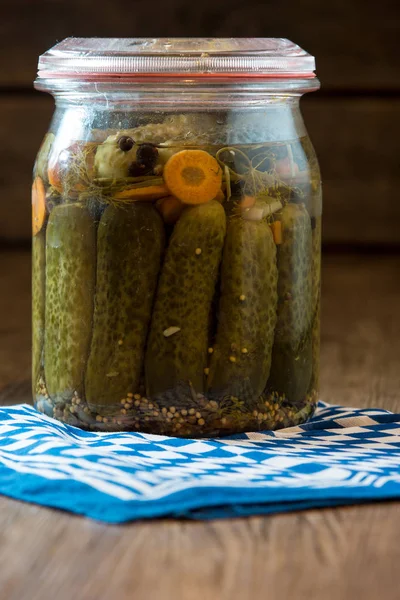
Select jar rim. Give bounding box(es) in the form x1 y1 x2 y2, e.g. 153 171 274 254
36 37 317 83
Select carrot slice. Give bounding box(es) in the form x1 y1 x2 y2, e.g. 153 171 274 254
270 220 282 245
275 156 300 179
47 154 63 192
156 196 185 224
240 195 256 210
163 149 222 205
214 189 225 203
113 184 169 201
48 142 97 193
32 176 46 236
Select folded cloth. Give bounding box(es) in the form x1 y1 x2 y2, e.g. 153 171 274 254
0 402 399 523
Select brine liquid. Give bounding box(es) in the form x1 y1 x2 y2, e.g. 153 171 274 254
33 128 321 437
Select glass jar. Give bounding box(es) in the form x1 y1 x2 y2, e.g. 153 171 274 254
33 38 321 436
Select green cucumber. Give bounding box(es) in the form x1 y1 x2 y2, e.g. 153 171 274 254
145 200 226 399
207 215 278 403
32 229 46 392
44 203 96 402
268 338 313 404
310 215 322 391
267 203 313 403
34 132 55 183
85 203 165 411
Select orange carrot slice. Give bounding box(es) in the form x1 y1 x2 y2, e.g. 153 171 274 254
32 176 46 236
214 189 225 203
240 195 256 210
156 196 185 224
270 220 282 245
163 149 222 205
48 142 97 193
47 153 63 192
113 184 169 201
275 156 300 179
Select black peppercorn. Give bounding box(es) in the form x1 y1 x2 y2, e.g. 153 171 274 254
136 143 158 169
128 161 148 177
118 136 135 152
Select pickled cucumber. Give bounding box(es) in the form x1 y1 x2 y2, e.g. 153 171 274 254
145 200 226 399
310 215 322 391
34 132 55 182
266 203 313 403
45 204 96 401
207 214 278 403
85 203 165 411
310 296 321 392
32 229 46 391
268 337 312 404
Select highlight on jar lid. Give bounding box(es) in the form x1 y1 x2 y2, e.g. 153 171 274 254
36 37 317 80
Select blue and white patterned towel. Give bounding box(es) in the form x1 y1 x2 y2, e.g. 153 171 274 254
0 402 399 522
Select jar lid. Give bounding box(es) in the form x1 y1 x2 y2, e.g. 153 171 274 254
36 37 316 80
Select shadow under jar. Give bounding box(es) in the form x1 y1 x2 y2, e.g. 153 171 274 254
32 38 322 436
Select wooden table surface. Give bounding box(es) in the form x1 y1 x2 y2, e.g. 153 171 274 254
0 249 399 600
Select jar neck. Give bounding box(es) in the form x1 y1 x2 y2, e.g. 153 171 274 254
37 77 319 110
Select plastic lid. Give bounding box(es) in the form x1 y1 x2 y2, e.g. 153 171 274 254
37 37 316 79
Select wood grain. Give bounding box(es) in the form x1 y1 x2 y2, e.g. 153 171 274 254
0 249 399 599
0 500 399 600
0 95 53 241
0 252 31 391
303 96 400 245
1 95 400 244
320 253 400 411
0 0 398 90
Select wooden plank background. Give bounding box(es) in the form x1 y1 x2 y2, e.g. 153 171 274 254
1 0 399 90
0 0 399 244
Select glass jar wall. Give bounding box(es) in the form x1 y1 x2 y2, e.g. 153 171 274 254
33 38 321 436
